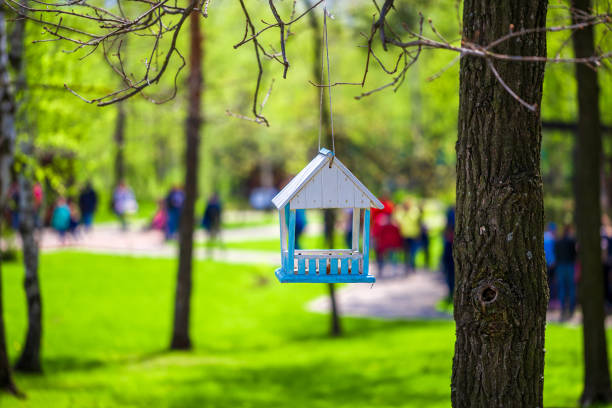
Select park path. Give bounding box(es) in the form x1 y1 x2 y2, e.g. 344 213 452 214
38 223 282 264
309 270 452 320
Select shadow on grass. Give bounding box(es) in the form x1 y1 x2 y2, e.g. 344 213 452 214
157 360 450 408
288 318 454 343
42 349 172 374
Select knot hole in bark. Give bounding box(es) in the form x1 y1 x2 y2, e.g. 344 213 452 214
479 285 498 304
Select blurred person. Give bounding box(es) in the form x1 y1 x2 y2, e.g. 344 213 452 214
419 204 430 269
394 198 421 273
371 194 394 225
343 208 353 248
544 222 557 306
442 206 455 301
78 182 98 231
295 209 307 249
51 197 71 243
32 182 43 227
113 181 138 231
68 199 81 238
371 195 395 275
202 193 223 248
165 185 185 240
149 199 168 232
372 212 403 277
554 224 577 321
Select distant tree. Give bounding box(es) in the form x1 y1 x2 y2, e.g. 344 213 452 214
170 8 203 350
304 0 342 338
10 0 43 373
571 0 612 405
113 101 126 189
0 4 19 395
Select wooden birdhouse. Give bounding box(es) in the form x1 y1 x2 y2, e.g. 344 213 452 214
272 148 384 283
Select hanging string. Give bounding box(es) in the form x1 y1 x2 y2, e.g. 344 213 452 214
317 0 335 155
324 1 335 155
317 23 324 151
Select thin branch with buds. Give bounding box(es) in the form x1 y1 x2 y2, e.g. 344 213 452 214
6 0 612 117
354 0 612 107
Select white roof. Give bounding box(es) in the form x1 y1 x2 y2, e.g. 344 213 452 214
272 148 384 210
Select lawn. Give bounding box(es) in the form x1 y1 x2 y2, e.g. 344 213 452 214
0 252 606 407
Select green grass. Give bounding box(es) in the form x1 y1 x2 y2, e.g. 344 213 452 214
0 252 609 407
221 212 278 230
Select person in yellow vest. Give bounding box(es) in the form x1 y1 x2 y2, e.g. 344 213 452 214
394 198 421 273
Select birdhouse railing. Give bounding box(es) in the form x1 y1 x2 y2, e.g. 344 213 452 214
285 249 365 276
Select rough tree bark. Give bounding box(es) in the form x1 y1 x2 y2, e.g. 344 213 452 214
9 0 43 373
0 5 19 395
305 0 342 337
113 101 126 189
15 152 42 373
323 209 341 336
170 8 202 350
451 1 548 407
571 0 612 404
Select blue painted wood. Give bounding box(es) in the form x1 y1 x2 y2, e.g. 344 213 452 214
298 258 306 275
279 210 285 272
340 258 349 275
352 258 360 275
308 259 317 275
276 267 375 283
281 252 285 273
287 208 296 274
363 209 371 277
319 258 327 275
282 204 295 271
330 258 339 275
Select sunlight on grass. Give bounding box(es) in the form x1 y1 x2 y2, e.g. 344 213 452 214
1 252 610 407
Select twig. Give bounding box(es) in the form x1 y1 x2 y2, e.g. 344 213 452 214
486 59 537 111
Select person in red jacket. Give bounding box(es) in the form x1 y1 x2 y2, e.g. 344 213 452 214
371 196 402 277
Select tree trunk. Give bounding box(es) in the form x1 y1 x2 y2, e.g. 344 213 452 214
0 248 18 395
9 0 43 373
15 174 41 372
0 5 19 395
305 0 342 337
327 280 341 336
170 8 202 350
323 209 341 336
571 0 612 405
113 102 126 189
15 165 42 373
452 1 548 407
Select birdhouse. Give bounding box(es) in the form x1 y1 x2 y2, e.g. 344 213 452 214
272 148 384 283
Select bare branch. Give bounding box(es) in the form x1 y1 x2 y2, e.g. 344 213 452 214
486 59 537 111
